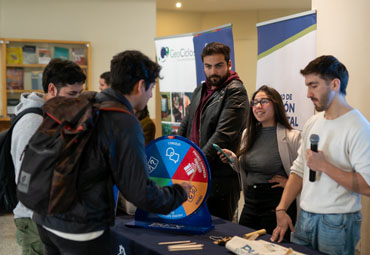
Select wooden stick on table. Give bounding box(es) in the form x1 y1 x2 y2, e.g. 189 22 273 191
243 229 267 239
168 247 204 251
158 240 191 245
168 244 204 249
167 242 197 247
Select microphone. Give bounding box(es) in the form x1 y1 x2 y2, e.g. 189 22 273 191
309 134 320 182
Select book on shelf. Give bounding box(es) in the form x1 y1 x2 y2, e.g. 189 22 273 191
31 71 43 90
54 46 69 60
22 45 37 64
38 48 52 64
6 68 24 90
7 99 20 116
6 47 23 65
23 71 32 90
71 48 86 65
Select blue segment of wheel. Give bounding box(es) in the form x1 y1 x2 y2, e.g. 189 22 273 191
158 202 186 220
146 144 171 179
152 139 191 178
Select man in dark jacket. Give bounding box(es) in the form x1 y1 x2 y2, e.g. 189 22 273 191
33 51 190 254
178 42 249 221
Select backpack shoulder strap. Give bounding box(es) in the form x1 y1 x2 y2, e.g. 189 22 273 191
98 101 133 116
1 107 44 151
10 107 43 129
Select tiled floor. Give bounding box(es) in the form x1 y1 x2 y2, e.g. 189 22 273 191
0 213 21 255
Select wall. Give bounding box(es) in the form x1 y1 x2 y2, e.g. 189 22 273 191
312 0 370 253
0 0 158 119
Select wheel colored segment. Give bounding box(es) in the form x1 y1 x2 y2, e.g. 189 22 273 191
172 146 208 183
172 179 208 216
150 177 172 187
145 136 210 220
146 145 171 179
153 139 190 178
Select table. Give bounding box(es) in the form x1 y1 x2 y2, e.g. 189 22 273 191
110 216 323 255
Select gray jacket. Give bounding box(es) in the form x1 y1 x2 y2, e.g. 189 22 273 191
11 92 45 219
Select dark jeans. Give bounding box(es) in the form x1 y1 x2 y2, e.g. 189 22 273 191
206 175 240 221
36 225 111 255
239 183 297 241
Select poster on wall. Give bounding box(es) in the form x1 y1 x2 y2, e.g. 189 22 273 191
155 24 235 135
256 10 316 129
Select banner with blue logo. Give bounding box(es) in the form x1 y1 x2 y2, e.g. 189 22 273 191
155 34 196 134
155 24 235 135
155 34 196 93
193 24 235 85
256 10 316 129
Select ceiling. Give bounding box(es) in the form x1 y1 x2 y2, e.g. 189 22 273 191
157 0 311 12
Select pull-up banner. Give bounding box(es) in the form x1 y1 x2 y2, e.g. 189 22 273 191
256 10 317 129
155 34 196 93
155 24 234 135
193 25 235 86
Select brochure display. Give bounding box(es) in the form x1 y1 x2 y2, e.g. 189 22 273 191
133 135 214 234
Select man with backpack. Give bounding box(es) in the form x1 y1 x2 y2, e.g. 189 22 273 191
11 58 86 255
31 50 191 254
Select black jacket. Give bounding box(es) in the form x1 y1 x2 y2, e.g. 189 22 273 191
33 88 187 233
178 80 249 178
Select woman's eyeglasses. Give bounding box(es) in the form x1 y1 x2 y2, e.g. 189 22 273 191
250 98 271 107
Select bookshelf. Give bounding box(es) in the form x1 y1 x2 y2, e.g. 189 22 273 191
0 38 91 122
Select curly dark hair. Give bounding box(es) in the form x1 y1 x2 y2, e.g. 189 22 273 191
110 50 161 95
300 55 349 95
100 71 111 85
201 42 230 63
42 58 86 93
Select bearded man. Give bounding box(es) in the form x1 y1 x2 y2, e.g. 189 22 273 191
178 42 249 221
271 55 370 255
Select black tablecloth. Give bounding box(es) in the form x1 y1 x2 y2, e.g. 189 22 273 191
110 216 323 255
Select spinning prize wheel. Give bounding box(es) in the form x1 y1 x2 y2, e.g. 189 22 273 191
146 135 210 219
133 135 213 233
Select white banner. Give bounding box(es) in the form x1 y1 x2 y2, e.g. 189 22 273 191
256 11 316 129
155 35 196 93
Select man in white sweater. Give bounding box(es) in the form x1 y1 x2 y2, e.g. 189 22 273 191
11 59 85 255
271 55 370 255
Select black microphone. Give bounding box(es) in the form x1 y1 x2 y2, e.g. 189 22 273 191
309 134 320 182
